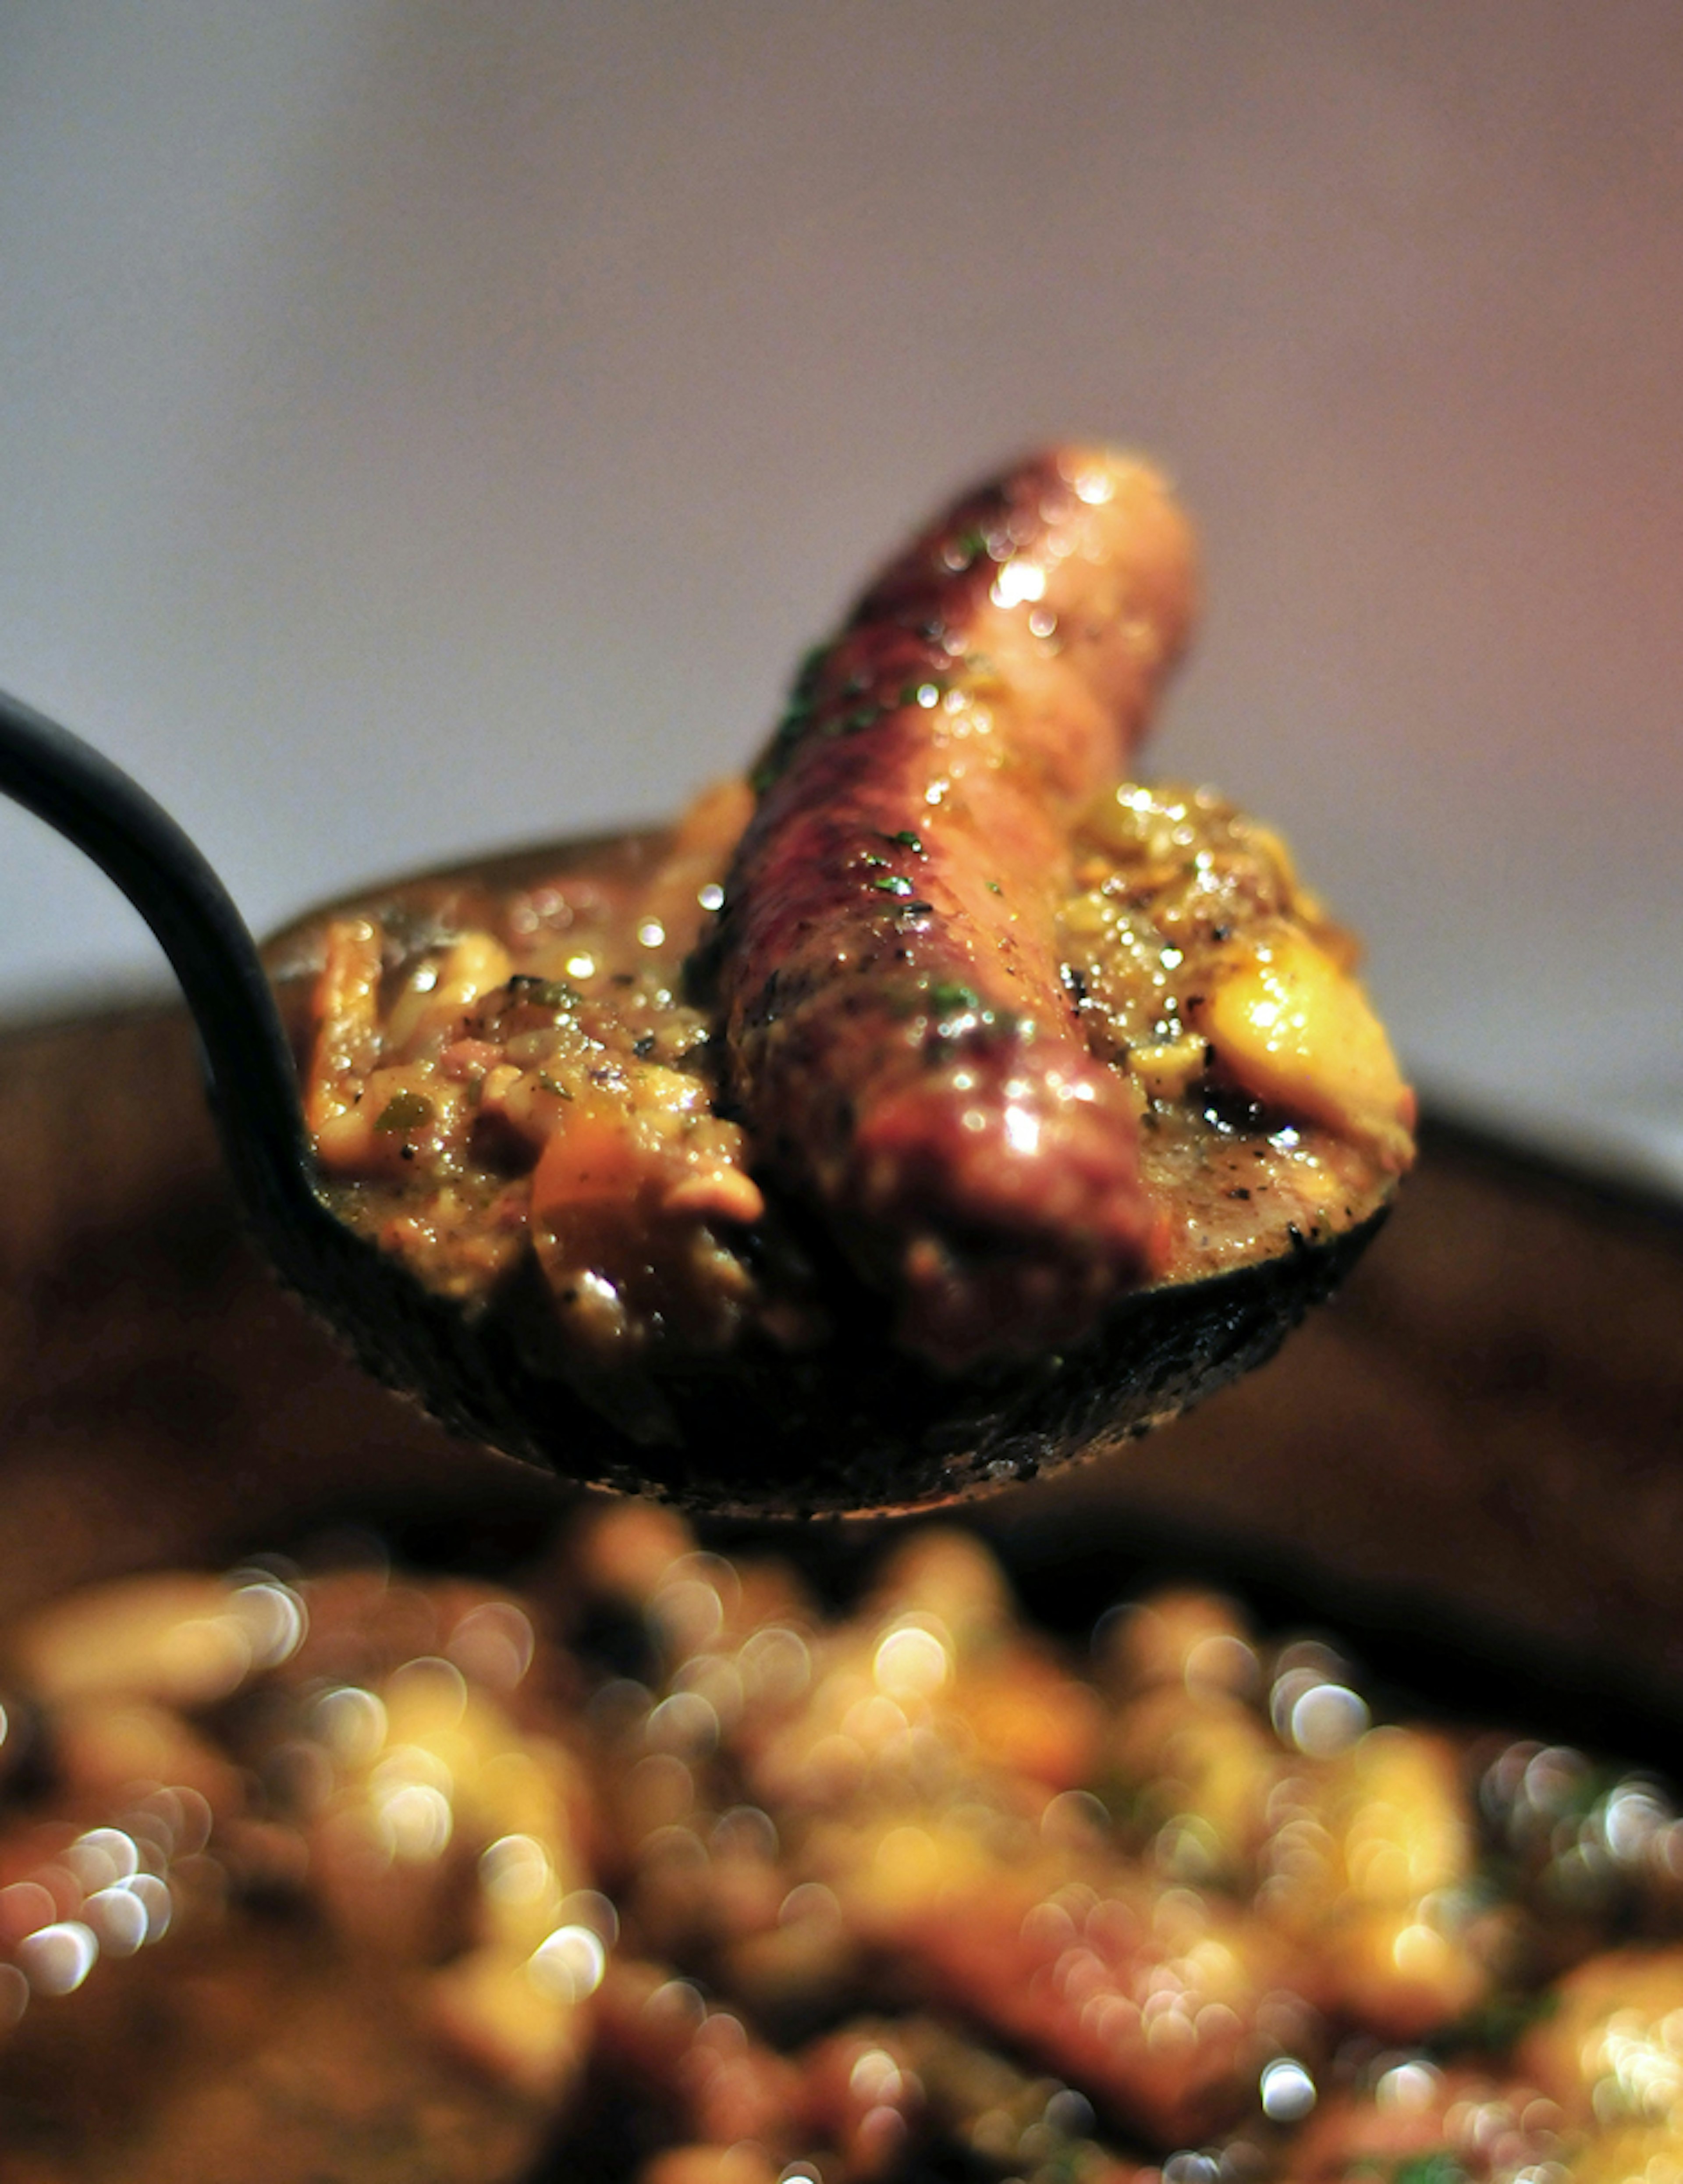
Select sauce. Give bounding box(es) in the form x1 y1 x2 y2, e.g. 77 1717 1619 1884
270 774 1412 1394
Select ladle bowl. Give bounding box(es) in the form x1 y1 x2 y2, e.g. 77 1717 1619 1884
0 687 1391 1518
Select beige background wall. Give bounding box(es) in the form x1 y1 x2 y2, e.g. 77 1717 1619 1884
2 4 1680 1181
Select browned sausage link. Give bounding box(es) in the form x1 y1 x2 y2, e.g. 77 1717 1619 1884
711 447 1197 1367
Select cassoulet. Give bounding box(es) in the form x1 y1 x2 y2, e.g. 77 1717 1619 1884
0 1512 1676 2182
273 450 1412 1483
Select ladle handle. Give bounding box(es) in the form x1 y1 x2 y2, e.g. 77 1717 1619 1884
0 687 321 1241
0 686 553 1457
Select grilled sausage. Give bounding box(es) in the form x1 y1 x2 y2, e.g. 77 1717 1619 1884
709 447 1197 1367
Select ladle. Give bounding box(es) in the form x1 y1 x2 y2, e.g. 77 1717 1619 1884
0 685 1389 1518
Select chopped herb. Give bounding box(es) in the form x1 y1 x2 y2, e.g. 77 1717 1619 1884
507 974 579 1011
1432 1985 1560 2054
871 874 914 897
537 1073 575 1099
862 852 890 869
374 1090 434 1134
985 878 1003 895
927 980 980 1013
1391 2156 1470 2184
887 829 924 853
749 645 834 790
902 900 934 917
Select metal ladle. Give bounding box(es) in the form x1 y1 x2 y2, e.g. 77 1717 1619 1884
0 686 1390 1518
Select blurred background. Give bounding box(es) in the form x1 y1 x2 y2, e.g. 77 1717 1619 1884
2 1 1680 1186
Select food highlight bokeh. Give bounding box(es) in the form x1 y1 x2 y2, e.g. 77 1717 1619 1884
4 1504 1683 2178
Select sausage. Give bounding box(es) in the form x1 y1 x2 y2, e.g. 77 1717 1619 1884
708 447 1197 1368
